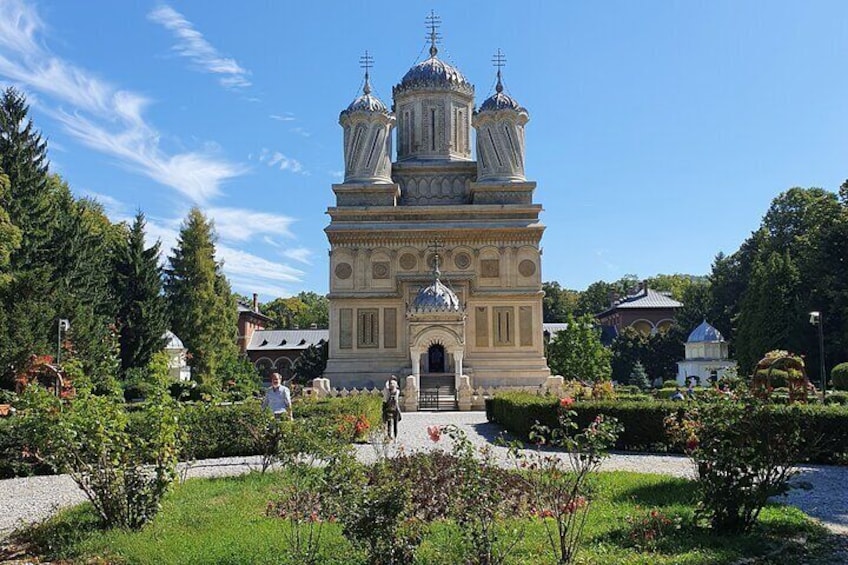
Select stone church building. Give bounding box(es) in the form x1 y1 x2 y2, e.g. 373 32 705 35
324 29 551 401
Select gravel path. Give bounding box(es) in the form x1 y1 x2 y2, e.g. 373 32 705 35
2 411 846 541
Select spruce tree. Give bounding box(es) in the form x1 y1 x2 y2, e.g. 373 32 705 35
0 87 58 381
164 208 238 386
0 169 21 286
628 361 651 391
113 212 168 378
50 186 123 392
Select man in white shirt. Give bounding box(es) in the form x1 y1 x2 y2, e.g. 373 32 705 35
262 372 293 420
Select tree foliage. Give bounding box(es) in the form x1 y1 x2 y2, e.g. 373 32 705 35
164 208 238 386
542 281 579 322
113 212 168 378
261 291 329 329
0 87 58 381
293 341 328 384
546 314 611 382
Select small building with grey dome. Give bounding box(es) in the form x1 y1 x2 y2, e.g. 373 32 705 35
676 320 737 385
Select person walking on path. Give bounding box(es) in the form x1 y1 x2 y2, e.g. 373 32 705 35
383 378 401 439
261 372 293 420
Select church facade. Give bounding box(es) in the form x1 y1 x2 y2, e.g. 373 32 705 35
324 31 550 399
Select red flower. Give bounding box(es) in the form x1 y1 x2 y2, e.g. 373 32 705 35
686 437 699 452
560 397 575 408
427 425 442 442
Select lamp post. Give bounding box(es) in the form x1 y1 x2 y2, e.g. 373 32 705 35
809 311 826 402
57 319 70 365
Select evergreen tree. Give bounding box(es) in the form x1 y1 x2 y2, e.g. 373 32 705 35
546 313 611 382
164 208 238 385
113 212 168 378
293 341 328 384
50 186 123 392
735 251 803 372
628 361 651 391
610 327 649 383
0 87 59 382
0 169 21 286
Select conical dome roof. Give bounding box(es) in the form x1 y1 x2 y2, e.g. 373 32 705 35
687 320 724 343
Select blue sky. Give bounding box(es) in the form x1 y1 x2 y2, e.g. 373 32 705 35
1 1 846 299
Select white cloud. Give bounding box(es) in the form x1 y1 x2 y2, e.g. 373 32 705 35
270 113 295 122
259 148 304 174
0 0 245 204
290 126 310 138
206 206 296 242
329 170 343 179
148 4 251 90
282 247 312 265
218 243 305 295
81 190 125 216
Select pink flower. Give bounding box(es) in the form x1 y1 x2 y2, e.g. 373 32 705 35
427 425 442 442
560 397 575 408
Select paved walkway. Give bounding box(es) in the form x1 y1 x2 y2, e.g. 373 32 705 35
1 411 846 540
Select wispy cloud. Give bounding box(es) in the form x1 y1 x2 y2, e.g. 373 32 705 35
206 207 296 242
258 147 304 174
270 113 295 122
148 4 251 90
283 247 312 265
290 126 310 138
0 0 245 204
81 190 126 216
328 170 344 179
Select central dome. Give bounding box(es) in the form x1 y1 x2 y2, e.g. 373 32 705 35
410 279 462 314
394 54 474 97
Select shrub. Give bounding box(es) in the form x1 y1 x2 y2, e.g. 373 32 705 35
832 362 848 391
662 379 678 388
490 392 848 463
666 396 809 533
504 398 622 564
21 369 179 530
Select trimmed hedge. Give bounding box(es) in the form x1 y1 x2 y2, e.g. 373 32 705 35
0 395 382 478
490 392 848 464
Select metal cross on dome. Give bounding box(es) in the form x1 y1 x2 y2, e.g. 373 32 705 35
425 10 442 57
427 240 444 277
492 48 506 91
359 50 374 94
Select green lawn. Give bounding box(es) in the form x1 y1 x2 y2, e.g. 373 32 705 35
17 470 830 565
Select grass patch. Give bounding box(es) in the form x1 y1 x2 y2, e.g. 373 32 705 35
13 470 831 565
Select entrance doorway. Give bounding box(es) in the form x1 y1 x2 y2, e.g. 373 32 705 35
427 344 446 373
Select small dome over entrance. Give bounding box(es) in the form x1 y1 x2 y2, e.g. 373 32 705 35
410 279 461 313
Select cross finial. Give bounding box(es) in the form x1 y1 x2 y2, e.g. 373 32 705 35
427 240 444 280
425 10 441 58
492 48 506 93
359 50 374 95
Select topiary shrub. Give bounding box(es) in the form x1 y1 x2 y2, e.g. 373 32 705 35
832 362 848 391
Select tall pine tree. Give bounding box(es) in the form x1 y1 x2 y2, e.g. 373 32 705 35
0 87 59 382
165 208 237 386
113 212 168 378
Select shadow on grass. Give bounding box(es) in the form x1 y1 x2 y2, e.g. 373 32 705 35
612 478 698 507
8 503 103 562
